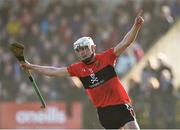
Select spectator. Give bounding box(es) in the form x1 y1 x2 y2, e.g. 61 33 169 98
156 53 176 128
170 0 180 21
6 14 22 37
147 77 161 128
115 51 136 78
141 56 159 96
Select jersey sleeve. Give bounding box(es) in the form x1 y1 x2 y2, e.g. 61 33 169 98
67 63 78 77
103 48 118 65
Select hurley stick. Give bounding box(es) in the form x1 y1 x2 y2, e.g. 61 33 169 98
10 42 46 108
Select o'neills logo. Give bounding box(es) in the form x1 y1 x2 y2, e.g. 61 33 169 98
15 107 67 124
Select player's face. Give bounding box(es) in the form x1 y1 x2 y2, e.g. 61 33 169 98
74 45 93 61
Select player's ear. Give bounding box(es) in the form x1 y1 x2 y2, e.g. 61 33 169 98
91 45 96 52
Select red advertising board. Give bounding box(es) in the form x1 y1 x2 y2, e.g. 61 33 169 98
0 102 82 129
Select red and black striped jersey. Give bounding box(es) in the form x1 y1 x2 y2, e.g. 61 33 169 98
67 48 131 107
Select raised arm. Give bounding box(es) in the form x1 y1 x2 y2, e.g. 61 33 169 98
114 10 144 56
21 61 70 77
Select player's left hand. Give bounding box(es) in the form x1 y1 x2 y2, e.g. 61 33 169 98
134 10 144 27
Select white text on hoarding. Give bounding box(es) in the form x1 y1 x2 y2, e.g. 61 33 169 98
16 107 67 124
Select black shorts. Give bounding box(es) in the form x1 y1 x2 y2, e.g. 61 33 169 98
97 104 135 129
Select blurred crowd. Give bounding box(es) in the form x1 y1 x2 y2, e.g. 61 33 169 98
0 0 179 128
128 53 177 128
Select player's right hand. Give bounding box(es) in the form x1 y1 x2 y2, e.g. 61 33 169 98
20 60 32 70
